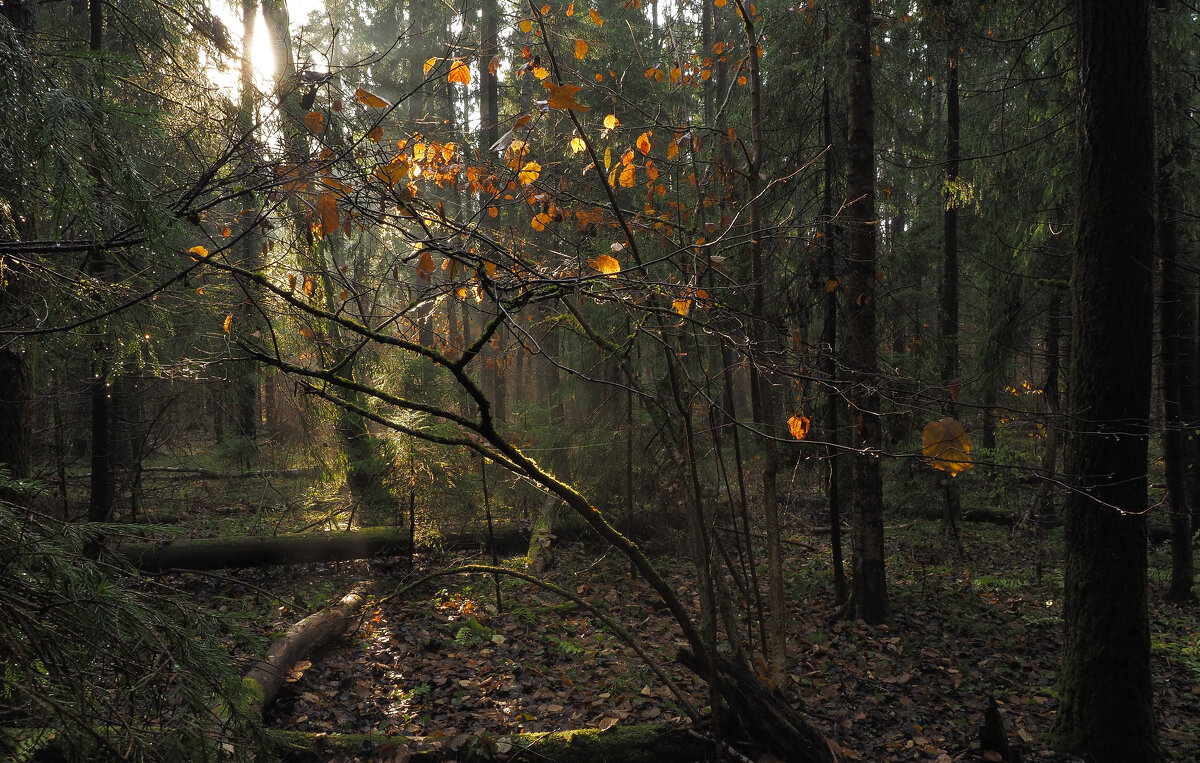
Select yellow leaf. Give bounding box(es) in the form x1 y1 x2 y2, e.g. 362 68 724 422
448 60 471 84
574 39 588 59
416 250 435 282
788 414 811 441
589 8 603 24
543 80 589 111
672 297 691 316
590 254 620 275
618 163 636 188
603 146 612 170
570 137 586 154
603 113 618 130
533 66 550 79
519 19 532 33
375 156 410 187
304 110 325 134
223 314 232 334
424 57 437 75
636 131 652 154
666 140 679 160
354 88 389 108
922 417 974 475
188 245 210 259
518 161 541 185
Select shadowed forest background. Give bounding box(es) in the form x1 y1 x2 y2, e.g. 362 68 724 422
0 0 1196 760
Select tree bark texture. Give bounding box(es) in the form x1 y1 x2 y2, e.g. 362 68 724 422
1049 1 1159 759
244 587 368 711
843 0 888 624
115 525 531 572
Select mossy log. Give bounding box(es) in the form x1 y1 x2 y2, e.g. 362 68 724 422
273 724 710 762
245 587 370 712
114 524 530 572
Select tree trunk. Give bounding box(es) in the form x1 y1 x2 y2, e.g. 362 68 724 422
843 0 888 624
1048 1 1159 759
938 26 962 542
115 525 531 572
1158 137 1194 602
244 587 368 711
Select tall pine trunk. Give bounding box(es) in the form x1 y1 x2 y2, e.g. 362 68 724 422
843 0 887 624
1048 1 1159 758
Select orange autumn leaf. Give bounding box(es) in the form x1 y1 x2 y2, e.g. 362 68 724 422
367 126 383 142
316 193 339 236
922 417 974 475
589 8 603 24
188 245 210 260
519 19 533 33
636 131 652 154
302 275 315 296
543 80 589 111
530 211 552 231
354 88 389 108
223 314 233 334
424 57 438 75
589 254 620 275
299 325 315 340
672 297 692 316
304 110 325 134
618 163 636 187
518 161 541 185
416 250 435 282
448 60 471 84
788 414 811 440
574 39 588 59
567 1 575 14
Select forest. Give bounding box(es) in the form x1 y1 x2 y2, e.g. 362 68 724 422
0 0 1196 760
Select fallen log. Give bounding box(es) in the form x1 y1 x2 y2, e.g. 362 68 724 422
115 524 530 572
273 724 711 762
244 586 370 712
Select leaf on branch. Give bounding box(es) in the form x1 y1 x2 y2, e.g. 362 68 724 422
788 414 811 440
590 254 621 275
355 88 389 108
574 39 589 59
223 314 232 334
448 60 471 85
417 250 435 282
543 81 589 111
188 245 210 260
304 111 325 134
636 131 652 155
672 297 691 316
570 137 586 154
302 275 315 296
424 57 438 75
922 417 974 475
518 161 542 185
603 113 618 130
589 8 604 24
531 212 552 231
367 126 383 142
316 193 339 237
519 19 533 33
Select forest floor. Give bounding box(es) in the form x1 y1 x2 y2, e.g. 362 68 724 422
175 512 1200 762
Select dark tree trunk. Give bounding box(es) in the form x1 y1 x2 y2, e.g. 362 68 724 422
0 348 32 482
938 29 962 537
821 73 846 605
1158 137 1194 602
843 0 887 624
1048 1 1159 759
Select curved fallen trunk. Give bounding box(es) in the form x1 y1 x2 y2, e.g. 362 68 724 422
244 586 370 712
115 524 530 572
